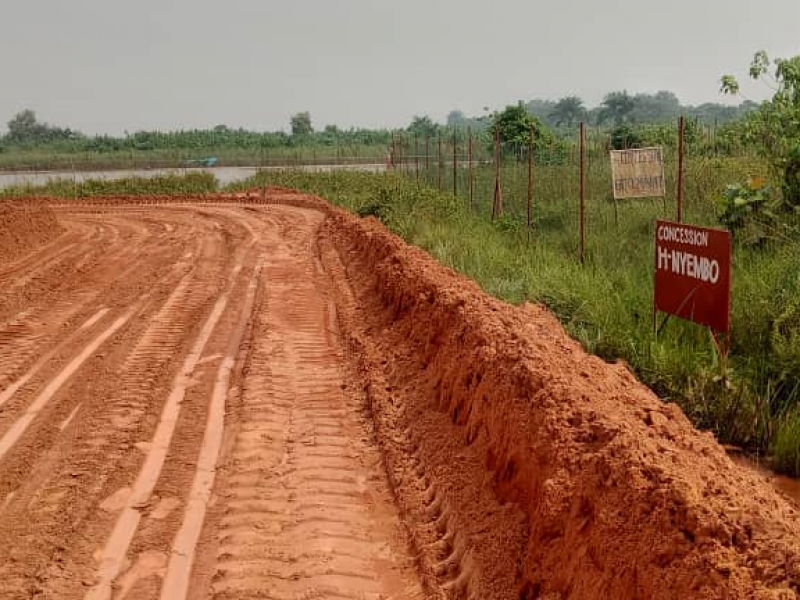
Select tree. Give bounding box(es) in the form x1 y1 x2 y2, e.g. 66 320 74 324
549 96 586 128
722 51 800 208
290 112 313 137
492 102 553 149
597 91 635 126
7 109 41 142
524 99 558 127
407 115 438 138
446 110 466 128
629 91 681 123
6 109 76 144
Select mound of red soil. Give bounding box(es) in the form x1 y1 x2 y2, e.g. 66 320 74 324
308 191 800 599
0 200 62 265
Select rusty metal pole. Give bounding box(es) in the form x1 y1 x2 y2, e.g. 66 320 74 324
425 135 430 182
405 133 410 175
399 134 404 174
453 128 458 198
580 122 586 265
437 134 443 191
492 126 503 220
527 123 534 241
677 115 685 223
415 133 419 181
468 126 474 211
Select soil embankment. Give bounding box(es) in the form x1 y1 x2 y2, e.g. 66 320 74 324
310 189 800 599
0 199 62 265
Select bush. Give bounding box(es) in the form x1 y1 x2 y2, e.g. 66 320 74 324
609 125 642 150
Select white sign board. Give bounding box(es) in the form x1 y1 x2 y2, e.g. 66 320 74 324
610 147 665 199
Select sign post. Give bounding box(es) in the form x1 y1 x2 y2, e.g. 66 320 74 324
677 116 685 222
654 219 732 352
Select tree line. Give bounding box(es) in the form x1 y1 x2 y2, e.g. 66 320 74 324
1 89 754 155
443 90 756 133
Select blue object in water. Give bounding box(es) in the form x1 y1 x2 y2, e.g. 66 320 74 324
185 157 218 167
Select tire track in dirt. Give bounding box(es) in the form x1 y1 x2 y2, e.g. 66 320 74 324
199 207 424 600
0 213 166 393
0 307 137 462
158 262 260 600
79 208 265 600
91 208 280 600
84 257 242 600
0 219 114 319
0 209 240 598
0 307 110 410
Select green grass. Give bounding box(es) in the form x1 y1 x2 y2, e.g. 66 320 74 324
0 172 219 199
229 167 800 476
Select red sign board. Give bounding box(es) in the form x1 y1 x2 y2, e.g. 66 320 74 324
654 220 732 333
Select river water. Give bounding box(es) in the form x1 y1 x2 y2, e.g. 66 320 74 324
0 163 388 190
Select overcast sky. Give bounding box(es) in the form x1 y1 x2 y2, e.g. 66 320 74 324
1 0 797 135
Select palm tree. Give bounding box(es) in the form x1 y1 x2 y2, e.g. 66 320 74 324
549 96 586 128
597 91 635 126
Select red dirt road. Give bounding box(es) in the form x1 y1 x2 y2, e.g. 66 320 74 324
0 192 799 600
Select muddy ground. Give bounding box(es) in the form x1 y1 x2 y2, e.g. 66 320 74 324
0 191 798 600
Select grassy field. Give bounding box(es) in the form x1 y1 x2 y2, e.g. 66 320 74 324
0 172 219 198
230 165 800 477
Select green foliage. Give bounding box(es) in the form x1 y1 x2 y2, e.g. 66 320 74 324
290 111 313 137
598 91 636 126
783 144 800 209
407 115 439 138
0 172 218 199
628 91 681 123
549 96 586 128
609 125 642 150
773 409 800 475
446 111 466 128
0 91 757 171
771 280 800 386
723 51 800 210
6 109 78 144
493 103 537 145
716 180 771 238
491 103 555 155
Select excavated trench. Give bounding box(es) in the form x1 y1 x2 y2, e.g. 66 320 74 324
0 191 797 599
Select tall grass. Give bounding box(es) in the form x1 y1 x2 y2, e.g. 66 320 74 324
0 172 218 199
230 168 800 476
